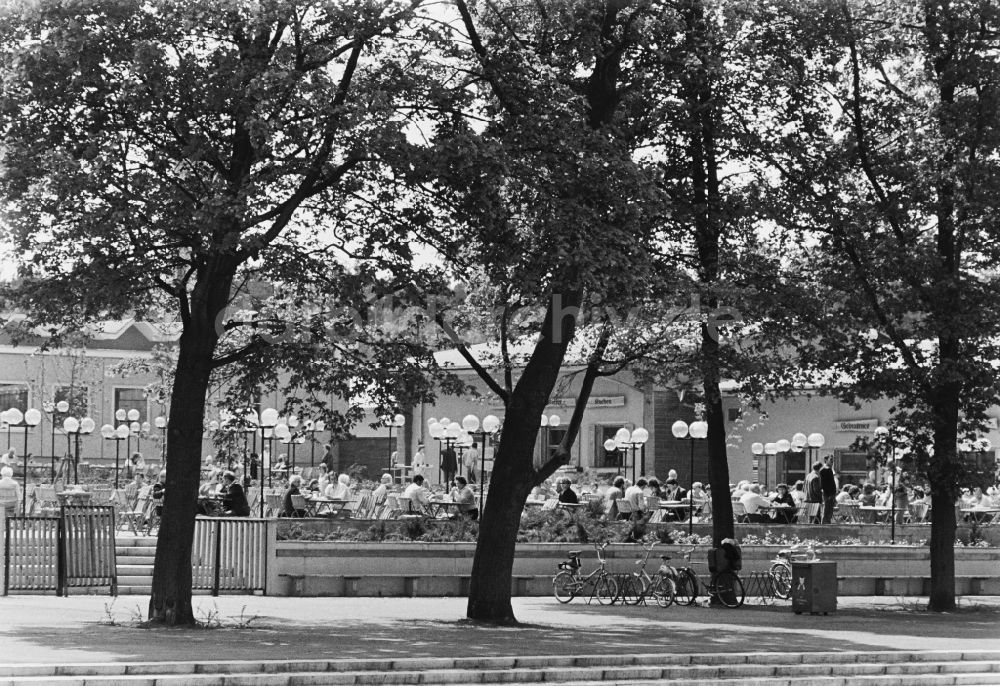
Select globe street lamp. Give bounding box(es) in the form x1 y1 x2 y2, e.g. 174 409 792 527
63 416 95 485
539 414 561 463
154 415 168 465
273 421 291 484
385 413 405 474
874 425 896 543
8 408 41 515
461 413 501 519
101 423 128 489
626 427 649 482
751 442 764 487
305 419 326 467
672 419 708 535
258 408 279 516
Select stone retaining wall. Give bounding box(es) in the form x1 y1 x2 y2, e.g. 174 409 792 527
269 539 1000 597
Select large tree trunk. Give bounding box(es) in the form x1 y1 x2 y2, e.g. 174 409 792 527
926 352 960 611
149 259 236 625
683 0 733 545
466 291 581 623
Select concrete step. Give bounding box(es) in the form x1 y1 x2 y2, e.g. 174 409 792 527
113 554 155 565
0 651 996 685
115 565 153 576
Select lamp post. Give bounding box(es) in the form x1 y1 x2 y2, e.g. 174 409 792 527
806 432 825 474
625 428 649 481
63 416 95 485
259 408 278 516
305 419 326 467
773 440 790 493
751 442 764 487
539 414 561 463
102 424 126 489
273 420 290 484
461 413 501 519
672 419 708 535
154 415 167 466
8 408 41 515
874 425 896 543
386 413 405 473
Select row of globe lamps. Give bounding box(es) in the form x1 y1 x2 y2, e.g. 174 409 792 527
750 432 826 492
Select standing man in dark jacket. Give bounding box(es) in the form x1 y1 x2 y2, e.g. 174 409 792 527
805 462 824 523
819 456 838 523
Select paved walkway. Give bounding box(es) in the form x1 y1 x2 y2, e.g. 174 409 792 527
0 595 998 665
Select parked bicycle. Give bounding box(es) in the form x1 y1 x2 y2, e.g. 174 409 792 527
552 542 619 604
770 543 821 600
663 546 746 608
618 540 676 607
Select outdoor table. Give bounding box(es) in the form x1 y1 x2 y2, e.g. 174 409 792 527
557 502 586 510
659 500 690 519
759 503 797 523
427 499 465 518
859 505 902 523
523 499 546 507
961 508 1000 524
57 491 92 506
303 496 349 517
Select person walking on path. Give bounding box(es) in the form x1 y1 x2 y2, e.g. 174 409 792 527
820 456 838 523
805 462 823 523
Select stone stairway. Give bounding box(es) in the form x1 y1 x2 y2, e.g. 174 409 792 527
0 650 998 686
114 536 155 595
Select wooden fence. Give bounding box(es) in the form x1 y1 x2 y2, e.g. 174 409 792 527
192 517 267 595
4 506 116 595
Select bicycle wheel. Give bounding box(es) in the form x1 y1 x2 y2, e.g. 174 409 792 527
594 574 618 605
552 571 577 603
653 576 676 608
673 568 699 606
621 574 643 605
711 570 745 608
770 562 792 600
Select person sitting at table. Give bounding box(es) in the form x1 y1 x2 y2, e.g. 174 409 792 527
316 464 331 492
624 478 646 509
646 478 663 499
0 466 21 517
557 477 579 504
689 481 708 505
402 474 431 514
662 478 688 521
790 480 806 506
124 472 145 509
450 476 477 519
373 473 393 503
860 482 877 506
769 483 797 524
151 469 166 518
835 485 855 504
221 470 251 517
272 454 290 479
604 476 625 505
280 475 307 518
739 483 772 523
325 473 351 500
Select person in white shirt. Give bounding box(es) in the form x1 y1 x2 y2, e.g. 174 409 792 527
0 466 21 516
372 473 393 503
412 445 427 479
402 474 431 513
604 476 625 504
449 476 477 519
463 444 480 483
325 473 351 500
624 478 647 509
739 484 772 523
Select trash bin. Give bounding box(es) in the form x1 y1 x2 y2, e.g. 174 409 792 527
791 560 837 614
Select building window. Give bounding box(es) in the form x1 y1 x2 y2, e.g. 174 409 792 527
595 426 623 469
114 388 148 423
545 428 566 459
53 385 89 425
0 383 29 416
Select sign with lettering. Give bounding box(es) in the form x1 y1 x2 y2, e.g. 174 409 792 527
548 396 626 409
833 418 878 433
